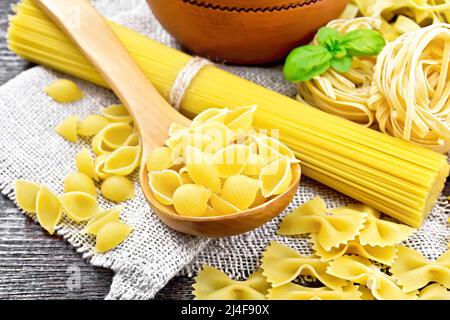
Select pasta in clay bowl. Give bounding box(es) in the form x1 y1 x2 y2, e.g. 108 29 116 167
33 0 301 238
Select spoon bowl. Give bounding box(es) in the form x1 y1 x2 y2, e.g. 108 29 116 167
35 0 301 237
140 162 301 237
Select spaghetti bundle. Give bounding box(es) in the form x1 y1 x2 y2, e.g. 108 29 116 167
7 0 449 227
369 24 450 153
297 18 381 127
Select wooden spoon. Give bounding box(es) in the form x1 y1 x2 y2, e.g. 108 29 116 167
34 0 301 237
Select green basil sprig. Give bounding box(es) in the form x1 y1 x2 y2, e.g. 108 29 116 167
283 27 386 83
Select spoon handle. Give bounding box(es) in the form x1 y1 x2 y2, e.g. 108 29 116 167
34 0 187 148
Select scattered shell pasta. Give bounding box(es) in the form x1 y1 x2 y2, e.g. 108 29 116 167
146 106 298 217
95 221 133 253
101 176 135 203
61 191 99 222
15 180 40 213
36 186 63 235
44 79 84 103
101 104 133 123
55 115 79 142
63 172 97 197
77 115 109 137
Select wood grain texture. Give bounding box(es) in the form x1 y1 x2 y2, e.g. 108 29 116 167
0 0 193 300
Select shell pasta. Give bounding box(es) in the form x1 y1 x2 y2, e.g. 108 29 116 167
146 106 298 217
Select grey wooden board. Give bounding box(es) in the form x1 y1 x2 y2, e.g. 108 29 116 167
0 0 193 300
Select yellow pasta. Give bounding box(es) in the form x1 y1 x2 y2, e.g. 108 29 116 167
344 204 416 246
148 170 183 205
103 146 140 176
209 194 240 215
61 191 99 222
95 221 133 253
191 107 228 127
101 104 133 123
44 79 83 103
352 0 450 32
213 145 251 177
35 186 63 235
260 157 293 198
98 122 134 150
100 176 135 203
419 283 450 300
77 114 109 137
255 135 298 164
63 172 97 197
278 197 367 250
369 24 450 153
243 153 268 177
311 234 398 266
15 180 40 213
298 18 380 127
91 132 114 156
261 241 346 290
185 147 222 194
124 132 140 147
94 154 112 180
173 184 212 217
327 255 418 300
55 115 79 142
390 246 450 292
75 147 96 179
221 175 261 210
9 0 449 227
268 283 362 300
146 146 173 172
193 265 269 300
83 207 121 236
225 105 257 131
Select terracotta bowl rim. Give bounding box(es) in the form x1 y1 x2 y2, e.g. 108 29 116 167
166 0 325 12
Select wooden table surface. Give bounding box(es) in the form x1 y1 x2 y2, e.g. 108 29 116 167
0 0 193 300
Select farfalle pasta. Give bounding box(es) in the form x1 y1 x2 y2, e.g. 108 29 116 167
261 241 345 290
193 265 269 300
344 204 415 246
146 106 298 217
390 246 450 292
419 283 450 300
327 255 418 300
310 235 398 266
278 197 367 250
267 283 362 300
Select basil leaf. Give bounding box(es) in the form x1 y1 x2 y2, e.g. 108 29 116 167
317 27 342 50
341 29 386 56
283 45 333 82
331 55 353 73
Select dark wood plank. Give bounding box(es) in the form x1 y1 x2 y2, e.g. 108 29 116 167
0 0 193 300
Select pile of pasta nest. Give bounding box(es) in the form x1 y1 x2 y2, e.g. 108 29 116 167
193 197 450 300
297 0 450 153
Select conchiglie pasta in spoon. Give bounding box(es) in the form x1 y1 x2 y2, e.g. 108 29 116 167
34 0 300 237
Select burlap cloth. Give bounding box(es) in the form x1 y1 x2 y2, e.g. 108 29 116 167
0 0 448 299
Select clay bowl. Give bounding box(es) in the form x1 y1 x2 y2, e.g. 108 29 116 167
146 0 349 65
